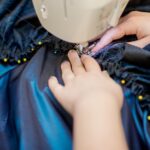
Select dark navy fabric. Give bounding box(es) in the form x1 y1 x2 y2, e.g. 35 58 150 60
94 43 150 149
0 0 150 150
0 43 150 150
0 0 51 64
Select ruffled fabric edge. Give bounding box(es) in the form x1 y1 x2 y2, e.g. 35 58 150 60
93 43 150 145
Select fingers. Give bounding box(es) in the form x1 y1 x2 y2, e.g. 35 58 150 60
61 61 75 84
68 50 85 75
92 27 121 52
48 76 64 99
118 11 140 24
92 13 140 52
81 54 101 73
67 50 101 74
129 36 150 48
93 20 138 52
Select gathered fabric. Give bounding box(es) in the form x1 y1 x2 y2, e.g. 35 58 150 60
0 42 150 150
0 0 150 150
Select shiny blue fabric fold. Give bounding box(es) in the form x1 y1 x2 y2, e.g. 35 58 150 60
0 43 150 150
0 49 73 150
0 0 150 150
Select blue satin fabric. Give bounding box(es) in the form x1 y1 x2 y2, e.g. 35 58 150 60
0 0 50 64
0 49 73 150
0 44 150 150
0 0 150 150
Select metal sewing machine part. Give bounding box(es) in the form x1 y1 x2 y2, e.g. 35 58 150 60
32 0 129 54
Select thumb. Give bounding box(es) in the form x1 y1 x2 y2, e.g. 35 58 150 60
48 76 72 115
48 76 64 101
129 36 150 48
92 20 138 52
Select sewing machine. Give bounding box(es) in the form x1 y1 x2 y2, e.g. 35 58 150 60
32 0 129 52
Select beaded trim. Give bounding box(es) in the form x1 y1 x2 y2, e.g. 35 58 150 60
0 40 43 65
93 43 150 121
0 35 75 65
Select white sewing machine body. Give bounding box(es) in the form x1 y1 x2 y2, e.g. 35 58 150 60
33 0 129 44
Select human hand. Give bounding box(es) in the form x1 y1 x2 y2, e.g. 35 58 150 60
48 50 123 115
93 11 150 52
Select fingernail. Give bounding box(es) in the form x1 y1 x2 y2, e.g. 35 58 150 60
68 50 75 57
69 50 76 54
62 60 69 66
62 60 69 63
49 76 55 81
